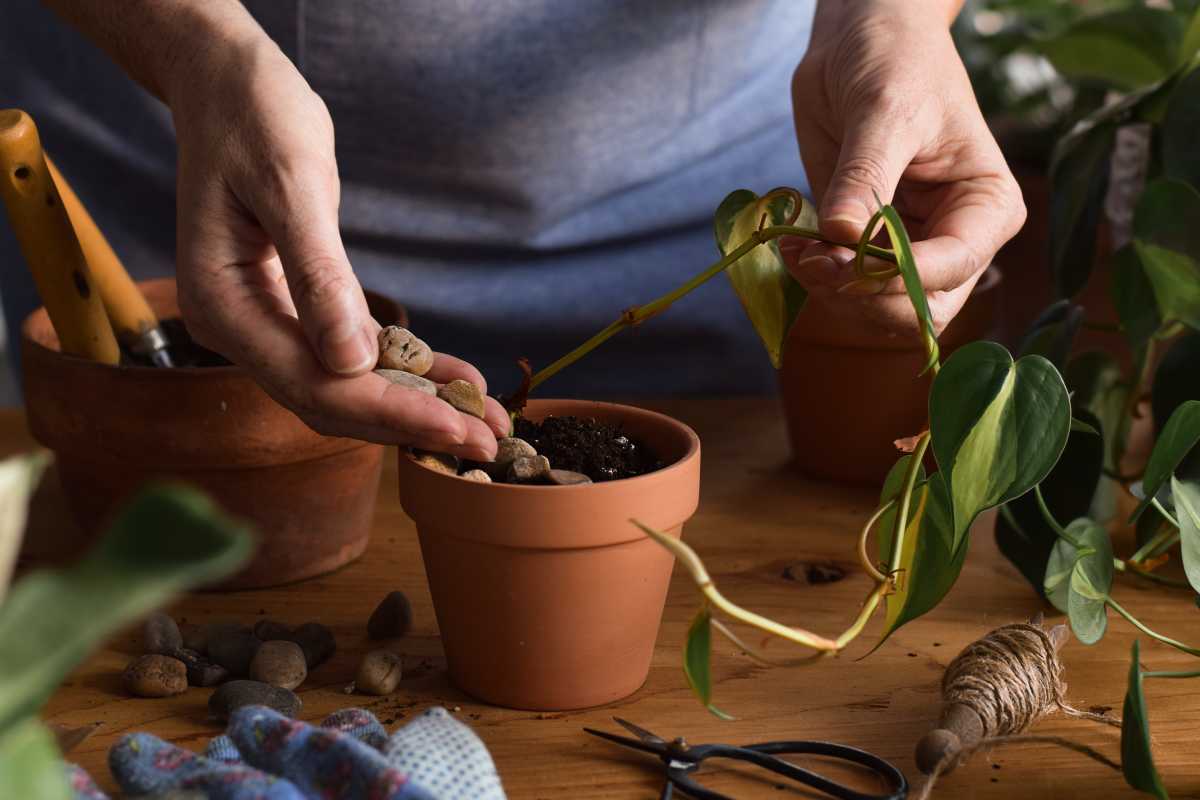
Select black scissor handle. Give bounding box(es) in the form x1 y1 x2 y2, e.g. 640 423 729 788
666 740 907 800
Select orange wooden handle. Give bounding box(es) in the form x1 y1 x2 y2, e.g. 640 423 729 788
44 154 159 345
0 110 119 364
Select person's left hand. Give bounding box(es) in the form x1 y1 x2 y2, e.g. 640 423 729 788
787 0 1025 342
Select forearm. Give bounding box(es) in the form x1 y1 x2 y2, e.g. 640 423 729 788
813 0 963 35
39 0 269 105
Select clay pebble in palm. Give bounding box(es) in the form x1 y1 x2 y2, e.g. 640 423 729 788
376 326 434 375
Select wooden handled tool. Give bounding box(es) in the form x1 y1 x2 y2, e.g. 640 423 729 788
0 109 120 364
44 155 173 366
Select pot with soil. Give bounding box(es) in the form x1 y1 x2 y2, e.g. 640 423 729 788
779 265 1002 485
397 398 700 710
21 277 398 588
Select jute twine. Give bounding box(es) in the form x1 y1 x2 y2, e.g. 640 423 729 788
916 621 1122 800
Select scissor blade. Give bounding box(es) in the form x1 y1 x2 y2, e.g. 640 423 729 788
583 727 665 758
613 717 667 746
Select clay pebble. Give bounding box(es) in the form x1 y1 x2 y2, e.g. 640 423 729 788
413 450 459 476
374 368 437 396
355 650 403 696
367 591 413 640
508 454 552 483
142 611 183 655
180 623 208 654
123 654 187 698
252 619 293 642
460 469 492 483
206 625 261 677
548 468 593 486
377 326 434 376
209 680 301 722
287 622 336 670
170 647 229 688
249 640 307 690
437 379 486 419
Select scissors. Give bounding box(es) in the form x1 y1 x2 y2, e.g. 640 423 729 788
584 718 908 800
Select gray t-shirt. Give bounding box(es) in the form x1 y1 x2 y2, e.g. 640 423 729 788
0 0 813 395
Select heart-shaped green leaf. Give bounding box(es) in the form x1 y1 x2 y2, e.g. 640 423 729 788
1133 179 1200 255
1121 641 1169 799
1049 116 1114 298
1066 350 1132 476
876 472 966 646
713 190 810 368
0 718 68 800
1130 400 1200 522
0 484 254 733
1134 241 1200 332
1034 7 1183 92
930 342 1072 547
682 604 731 720
1112 245 1162 359
1043 518 1113 645
1170 475 1200 594
996 409 1104 595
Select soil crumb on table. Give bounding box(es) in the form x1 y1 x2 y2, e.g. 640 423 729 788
512 415 661 482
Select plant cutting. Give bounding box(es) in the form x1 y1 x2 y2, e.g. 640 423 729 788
0 452 253 799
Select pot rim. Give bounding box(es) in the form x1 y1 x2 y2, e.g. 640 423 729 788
19 277 406 379
400 398 701 491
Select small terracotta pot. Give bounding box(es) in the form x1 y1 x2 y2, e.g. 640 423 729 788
21 278 399 589
780 267 1003 486
397 399 701 710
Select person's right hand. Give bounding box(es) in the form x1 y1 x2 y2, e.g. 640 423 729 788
165 32 505 459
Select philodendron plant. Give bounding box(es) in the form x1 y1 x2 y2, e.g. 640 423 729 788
524 137 1200 793
0 454 253 800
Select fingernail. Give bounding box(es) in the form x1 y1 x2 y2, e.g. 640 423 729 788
319 323 375 375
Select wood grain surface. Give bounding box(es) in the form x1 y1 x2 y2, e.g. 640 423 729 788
2 398 1197 799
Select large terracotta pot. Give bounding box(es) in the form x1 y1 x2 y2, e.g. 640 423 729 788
20 278 398 589
780 267 1003 486
397 399 701 710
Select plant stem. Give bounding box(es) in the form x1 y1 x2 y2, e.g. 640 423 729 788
1035 484 1081 547
1150 497 1181 532
1106 596 1200 657
1145 669 1200 679
857 499 895 583
1130 519 1179 565
888 435 931 577
528 225 894 392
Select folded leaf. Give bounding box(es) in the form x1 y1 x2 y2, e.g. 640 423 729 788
878 206 939 373
713 189 809 368
1122 641 1169 799
1130 400 1200 522
1043 518 1112 645
930 342 1072 548
0 484 253 733
682 604 731 720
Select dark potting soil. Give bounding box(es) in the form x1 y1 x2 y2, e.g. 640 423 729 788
123 318 232 368
511 415 662 482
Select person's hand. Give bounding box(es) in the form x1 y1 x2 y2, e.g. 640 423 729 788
787 0 1025 342
165 30 505 458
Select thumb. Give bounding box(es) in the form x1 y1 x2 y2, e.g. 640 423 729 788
819 120 915 243
252 173 378 376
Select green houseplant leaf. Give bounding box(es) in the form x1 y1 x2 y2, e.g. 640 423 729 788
713 189 810 368
1133 179 1200 255
1152 332 1200 434
0 484 254 732
1017 299 1084 370
929 342 1072 547
1130 400 1200 522
1066 350 1132 476
1121 641 1169 799
878 206 939 373
0 719 68 800
1112 245 1162 359
996 409 1104 595
877 472 966 645
1049 109 1116 298
1134 242 1200 332
1163 66 1200 188
682 604 731 719
1043 518 1112 645
1170 475 1200 594
1034 7 1183 92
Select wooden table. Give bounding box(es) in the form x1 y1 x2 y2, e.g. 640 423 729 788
4 399 1199 799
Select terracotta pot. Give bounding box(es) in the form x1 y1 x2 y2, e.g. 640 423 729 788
780 266 1003 486
20 278 399 589
397 399 701 710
